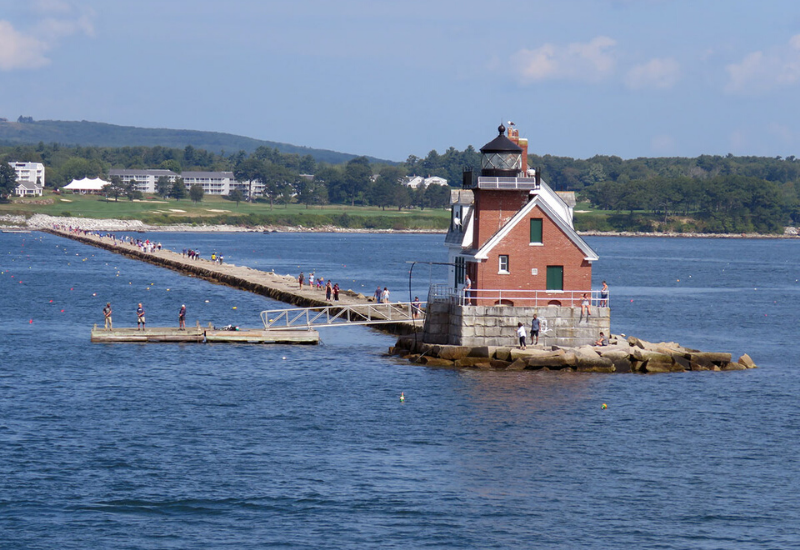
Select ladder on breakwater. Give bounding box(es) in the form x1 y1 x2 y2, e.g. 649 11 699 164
260 302 424 330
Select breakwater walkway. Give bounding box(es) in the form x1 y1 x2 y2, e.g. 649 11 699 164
43 228 420 336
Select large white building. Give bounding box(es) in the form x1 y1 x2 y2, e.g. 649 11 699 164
11 161 45 197
402 175 449 190
108 169 262 196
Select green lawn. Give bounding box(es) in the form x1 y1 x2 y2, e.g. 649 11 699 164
2 191 451 229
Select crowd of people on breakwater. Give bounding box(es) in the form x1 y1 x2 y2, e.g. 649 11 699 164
298 271 342 302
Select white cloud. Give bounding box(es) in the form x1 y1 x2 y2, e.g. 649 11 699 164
0 20 50 71
726 34 800 94
511 36 617 84
0 3 95 72
625 57 680 90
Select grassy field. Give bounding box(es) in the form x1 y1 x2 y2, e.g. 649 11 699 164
1 191 451 230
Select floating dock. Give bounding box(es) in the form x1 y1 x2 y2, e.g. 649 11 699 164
91 325 319 345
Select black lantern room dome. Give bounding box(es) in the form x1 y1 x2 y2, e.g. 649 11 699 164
479 124 523 177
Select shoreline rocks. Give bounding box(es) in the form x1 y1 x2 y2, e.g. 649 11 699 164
390 335 757 374
2 214 798 238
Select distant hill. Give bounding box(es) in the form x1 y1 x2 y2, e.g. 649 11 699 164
0 119 390 165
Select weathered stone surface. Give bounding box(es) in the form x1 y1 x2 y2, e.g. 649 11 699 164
417 357 454 367
672 355 692 371
468 346 492 358
689 354 714 370
739 354 757 368
474 362 493 369
406 354 420 362
574 347 614 369
633 349 673 364
627 336 645 349
526 355 568 368
490 360 511 369
494 348 512 361
454 357 490 368
692 351 732 363
438 346 472 361
644 361 673 374
506 359 527 371
722 361 747 371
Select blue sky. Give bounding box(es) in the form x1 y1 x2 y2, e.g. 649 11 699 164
1 0 800 161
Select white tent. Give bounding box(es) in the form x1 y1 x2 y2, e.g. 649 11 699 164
63 177 111 193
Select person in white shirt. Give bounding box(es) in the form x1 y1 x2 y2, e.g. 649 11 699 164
516 322 527 350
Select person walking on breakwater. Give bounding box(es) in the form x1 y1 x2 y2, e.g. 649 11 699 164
179 304 186 330
136 303 146 330
530 313 540 346
309 273 314 287
326 281 332 302
103 302 113 330
333 283 340 302
382 287 390 304
374 287 382 303
412 297 421 319
516 322 527 350
600 281 609 307
298 272 304 288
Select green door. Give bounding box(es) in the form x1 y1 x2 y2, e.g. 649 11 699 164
546 266 563 290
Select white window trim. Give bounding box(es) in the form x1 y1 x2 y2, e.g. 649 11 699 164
498 255 510 274
528 242 544 247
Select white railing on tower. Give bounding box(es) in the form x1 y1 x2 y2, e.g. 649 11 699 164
427 285 608 308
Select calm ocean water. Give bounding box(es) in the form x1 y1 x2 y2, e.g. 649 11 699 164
1 231 799 549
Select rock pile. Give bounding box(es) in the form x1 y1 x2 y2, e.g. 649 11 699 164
390 334 756 374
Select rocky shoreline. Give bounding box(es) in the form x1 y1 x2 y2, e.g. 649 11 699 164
1 214 797 238
390 334 757 374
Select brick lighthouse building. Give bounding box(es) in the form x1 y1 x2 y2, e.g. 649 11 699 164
424 123 609 347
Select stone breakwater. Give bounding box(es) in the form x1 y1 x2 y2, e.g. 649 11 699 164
390 334 757 374
41 228 419 335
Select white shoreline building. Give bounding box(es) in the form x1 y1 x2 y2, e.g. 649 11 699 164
11 161 45 197
108 169 262 196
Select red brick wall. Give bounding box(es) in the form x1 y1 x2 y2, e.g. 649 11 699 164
473 204 592 303
472 190 529 250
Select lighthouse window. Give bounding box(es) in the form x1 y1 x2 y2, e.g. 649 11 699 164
530 218 543 244
455 256 466 285
499 255 509 274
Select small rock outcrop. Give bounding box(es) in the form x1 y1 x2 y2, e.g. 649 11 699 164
389 335 757 374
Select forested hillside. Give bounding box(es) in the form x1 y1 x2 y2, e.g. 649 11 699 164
0 118 386 164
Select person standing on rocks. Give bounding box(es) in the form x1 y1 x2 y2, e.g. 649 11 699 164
530 313 540 346
374 287 382 302
137 303 146 331
298 272 304 288
103 302 113 330
326 281 332 302
516 322 527 350
179 304 186 330
333 283 340 302
308 273 314 287
412 297 421 319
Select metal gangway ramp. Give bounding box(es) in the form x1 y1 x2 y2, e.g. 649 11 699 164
260 301 425 330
